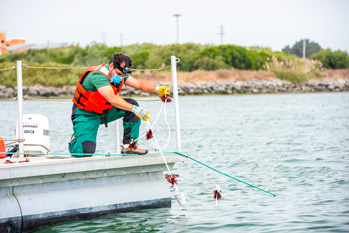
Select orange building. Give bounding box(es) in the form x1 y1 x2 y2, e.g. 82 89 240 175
0 33 26 54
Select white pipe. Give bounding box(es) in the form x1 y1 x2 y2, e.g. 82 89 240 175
17 61 24 157
171 56 181 152
115 119 120 153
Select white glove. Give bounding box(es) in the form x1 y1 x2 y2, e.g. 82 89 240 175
131 105 150 121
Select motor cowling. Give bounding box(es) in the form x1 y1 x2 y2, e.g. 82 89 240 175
15 114 50 155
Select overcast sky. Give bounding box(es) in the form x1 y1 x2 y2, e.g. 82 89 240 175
1 0 348 52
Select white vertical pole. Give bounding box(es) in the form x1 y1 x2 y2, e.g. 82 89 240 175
17 61 24 157
115 119 120 153
171 56 181 152
173 14 181 44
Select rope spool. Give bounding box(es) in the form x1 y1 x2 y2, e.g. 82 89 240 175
0 138 6 158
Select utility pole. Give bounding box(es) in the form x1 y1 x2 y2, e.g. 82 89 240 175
173 14 181 44
303 38 306 59
218 25 225 45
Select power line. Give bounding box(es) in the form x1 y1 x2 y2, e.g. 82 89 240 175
217 25 226 45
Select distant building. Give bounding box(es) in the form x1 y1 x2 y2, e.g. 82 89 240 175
0 33 70 55
0 33 26 54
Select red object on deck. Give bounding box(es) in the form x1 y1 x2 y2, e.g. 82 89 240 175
0 138 6 158
18 158 30 163
4 160 15 164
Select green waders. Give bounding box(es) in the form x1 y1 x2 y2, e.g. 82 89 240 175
69 98 141 157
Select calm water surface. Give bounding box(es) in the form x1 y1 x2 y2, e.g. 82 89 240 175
1 92 348 232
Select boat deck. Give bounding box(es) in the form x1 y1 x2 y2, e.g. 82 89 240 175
0 152 187 232
0 152 187 187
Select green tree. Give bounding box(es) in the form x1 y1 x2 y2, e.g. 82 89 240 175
121 43 158 57
143 43 208 71
311 49 349 69
282 39 322 58
71 42 111 66
131 50 149 69
103 46 122 60
193 45 270 70
193 56 230 70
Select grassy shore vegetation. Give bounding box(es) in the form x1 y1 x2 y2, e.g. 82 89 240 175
0 42 348 87
264 57 323 84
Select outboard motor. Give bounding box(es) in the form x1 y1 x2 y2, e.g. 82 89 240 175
15 114 50 155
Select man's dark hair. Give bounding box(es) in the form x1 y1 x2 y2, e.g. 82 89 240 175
109 53 133 69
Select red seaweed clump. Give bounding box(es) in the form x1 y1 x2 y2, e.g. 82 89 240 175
128 139 138 150
164 174 179 186
159 94 173 103
146 129 153 140
213 190 222 200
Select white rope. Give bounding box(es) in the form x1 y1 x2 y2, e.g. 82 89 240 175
130 98 174 183
148 101 171 151
162 101 171 149
136 101 164 142
147 120 172 173
146 119 181 196
135 98 171 151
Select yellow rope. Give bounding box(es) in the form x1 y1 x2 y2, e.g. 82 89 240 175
132 65 172 72
23 65 88 70
0 66 16 71
3 139 25 146
0 60 179 72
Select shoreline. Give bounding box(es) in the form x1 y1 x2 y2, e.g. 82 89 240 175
0 78 348 99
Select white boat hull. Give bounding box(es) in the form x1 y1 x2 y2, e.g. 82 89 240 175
0 153 186 232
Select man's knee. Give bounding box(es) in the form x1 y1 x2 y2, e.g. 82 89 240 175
82 141 96 156
123 98 140 123
124 98 138 106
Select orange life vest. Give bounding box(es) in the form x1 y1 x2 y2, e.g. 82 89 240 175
73 63 125 114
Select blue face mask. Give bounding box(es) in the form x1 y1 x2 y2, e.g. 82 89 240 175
110 74 123 85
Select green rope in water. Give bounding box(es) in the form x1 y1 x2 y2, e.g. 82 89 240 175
172 152 276 197
6 151 275 196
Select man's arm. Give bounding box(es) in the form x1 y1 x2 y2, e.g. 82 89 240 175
98 85 133 111
125 76 156 93
98 85 150 121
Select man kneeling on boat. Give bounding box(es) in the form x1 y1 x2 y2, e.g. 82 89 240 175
69 53 169 157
